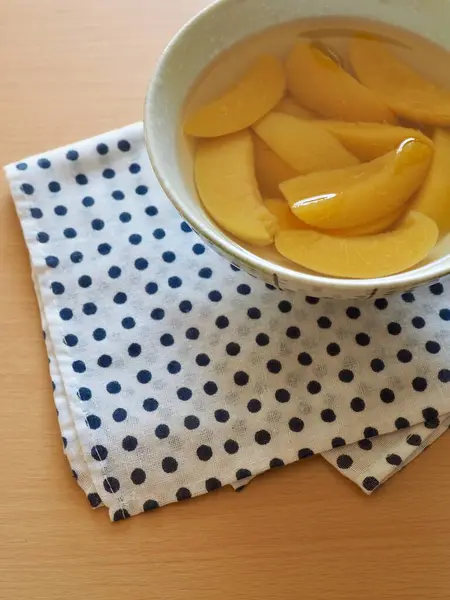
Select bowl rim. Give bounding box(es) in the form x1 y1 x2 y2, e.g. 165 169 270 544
144 0 450 293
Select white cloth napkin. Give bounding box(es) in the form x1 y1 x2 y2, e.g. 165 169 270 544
6 122 450 521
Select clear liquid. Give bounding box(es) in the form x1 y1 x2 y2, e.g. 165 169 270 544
183 16 450 273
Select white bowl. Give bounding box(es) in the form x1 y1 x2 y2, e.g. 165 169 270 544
144 0 450 299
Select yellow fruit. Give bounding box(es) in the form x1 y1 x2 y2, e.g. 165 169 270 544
320 121 432 161
275 96 315 119
264 198 308 230
195 130 277 246
275 212 438 278
412 129 450 235
350 37 450 125
252 134 299 198
280 138 432 229
286 42 395 123
184 55 285 137
327 206 405 236
253 112 359 173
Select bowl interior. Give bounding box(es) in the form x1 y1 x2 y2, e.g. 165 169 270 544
145 0 450 296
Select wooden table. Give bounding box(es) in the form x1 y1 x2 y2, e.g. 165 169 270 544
1 1 450 598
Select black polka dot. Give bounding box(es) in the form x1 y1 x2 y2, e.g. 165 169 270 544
143 500 159 511
255 430 271 445
346 306 360 319
143 398 159 412
237 284 251 295
226 342 240 356
103 477 120 493
160 333 174 347
358 439 372 451
332 437 346 448
438 369 450 383
407 434 422 446
275 388 290 403
440 308 450 321
289 417 304 432
401 292 415 303
305 296 319 304
364 427 378 438
380 388 395 403
234 371 249 386
371 358 385 372
395 417 410 430
397 349 412 363
425 341 440 354
270 458 285 468
197 445 213 461
298 352 312 366
176 488 192 501
317 316 332 329
247 398 261 413
122 436 138 451
137 370 152 384
355 332 371 346
88 493 102 507
215 409 230 423
204 381 218 395
186 327 199 340
177 387 192 401
98 354 113 368
326 343 340 357
298 448 314 459
412 377 427 392
155 424 170 439
336 454 353 469
374 298 388 310
215 315 229 329
113 408 127 422
362 477 379 491
256 333 270 346
350 397 365 412
321 409 336 423
339 369 354 383
131 468 146 485
206 478 222 492
247 307 261 319
267 359 282 374
422 407 439 429
412 316 426 329
278 300 292 313
236 468 252 480
387 322 402 335
307 380 321 394
208 290 222 302
167 360 181 374
196 353 210 366
386 454 402 466
224 439 239 454
198 267 212 279
285 325 301 339
162 457 178 473
91 445 108 461
118 139 131 152
184 415 200 430
430 282 444 295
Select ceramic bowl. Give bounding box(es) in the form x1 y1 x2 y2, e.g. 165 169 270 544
144 0 450 299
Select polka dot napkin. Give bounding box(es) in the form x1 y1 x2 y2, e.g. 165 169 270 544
5 122 450 521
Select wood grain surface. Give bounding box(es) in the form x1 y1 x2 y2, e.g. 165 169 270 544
1 1 450 599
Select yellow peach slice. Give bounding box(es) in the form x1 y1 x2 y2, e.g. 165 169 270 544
280 138 432 229
275 212 438 279
252 134 299 198
195 130 277 246
286 42 395 123
184 55 285 138
412 129 450 235
327 206 405 237
253 112 359 174
264 198 308 230
319 121 432 161
275 96 315 119
350 37 450 125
